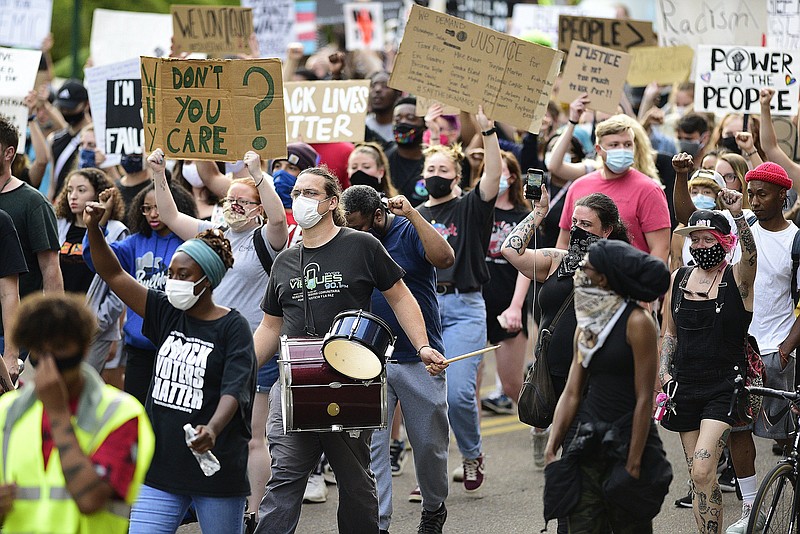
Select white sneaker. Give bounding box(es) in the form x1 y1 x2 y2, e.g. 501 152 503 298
725 503 765 534
303 474 328 503
531 427 549 469
452 465 463 482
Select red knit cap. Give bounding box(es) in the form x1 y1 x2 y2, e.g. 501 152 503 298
745 162 792 189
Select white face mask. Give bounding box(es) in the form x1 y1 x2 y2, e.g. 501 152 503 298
225 160 246 175
182 163 204 188
165 276 207 310
498 174 510 195
292 195 326 229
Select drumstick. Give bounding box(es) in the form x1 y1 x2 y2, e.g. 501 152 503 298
425 345 501 369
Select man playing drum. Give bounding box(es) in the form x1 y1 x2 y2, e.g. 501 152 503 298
252 167 446 534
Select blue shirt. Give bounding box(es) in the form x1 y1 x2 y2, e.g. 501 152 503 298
371 216 444 362
83 230 184 349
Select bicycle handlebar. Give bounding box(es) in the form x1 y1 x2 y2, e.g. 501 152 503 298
746 385 800 404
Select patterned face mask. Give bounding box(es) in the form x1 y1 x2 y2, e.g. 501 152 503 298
690 242 726 270
557 226 601 278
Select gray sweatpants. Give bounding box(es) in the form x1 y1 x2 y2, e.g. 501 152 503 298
371 361 449 530
255 385 379 534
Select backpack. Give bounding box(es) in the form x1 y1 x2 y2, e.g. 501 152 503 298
252 226 274 274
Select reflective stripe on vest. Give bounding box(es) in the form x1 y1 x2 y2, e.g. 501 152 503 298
14 486 131 518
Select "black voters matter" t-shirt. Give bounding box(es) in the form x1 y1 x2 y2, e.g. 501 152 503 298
261 227 405 337
142 290 256 497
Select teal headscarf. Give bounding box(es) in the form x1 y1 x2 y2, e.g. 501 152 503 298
175 239 227 288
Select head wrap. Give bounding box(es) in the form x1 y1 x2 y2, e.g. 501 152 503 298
175 239 228 289
587 240 670 302
745 161 792 189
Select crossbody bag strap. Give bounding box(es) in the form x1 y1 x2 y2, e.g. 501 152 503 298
549 289 575 332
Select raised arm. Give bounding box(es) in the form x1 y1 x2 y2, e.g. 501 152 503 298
195 160 233 199
83 203 147 318
672 152 696 225
243 151 288 251
500 186 562 282
725 189 757 311
547 94 592 182
387 195 454 268
759 88 800 194
148 149 201 241
476 106 501 202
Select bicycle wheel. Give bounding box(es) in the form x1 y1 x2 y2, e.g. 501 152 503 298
749 461 797 533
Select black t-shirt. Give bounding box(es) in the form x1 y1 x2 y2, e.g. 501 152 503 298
60 223 94 294
115 178 150 211
261 227 405 337
51 128 79 195
537 273 576 378
484 206 530 312
386 145 427 206
0 209 27 278
417 185 496 290
142 290 256 497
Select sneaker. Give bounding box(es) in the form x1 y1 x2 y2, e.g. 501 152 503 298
322 462 337 485
417 503 447 533
674 489 693 508
243 512 257 534
452 465 463 482
531 427 549 468
409 486 422 502
726 502 766 534
390 439 407 476
303 474 328 503
481 393 514 415
718 464 737 493
463 454 485 493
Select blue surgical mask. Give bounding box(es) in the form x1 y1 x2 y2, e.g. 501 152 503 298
691 194 716 210
603 148 634 174
498 175 510 195
78 148 95 169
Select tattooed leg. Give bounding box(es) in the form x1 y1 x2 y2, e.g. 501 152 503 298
691 421 731 533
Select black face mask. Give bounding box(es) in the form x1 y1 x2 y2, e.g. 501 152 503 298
350 170 382 191
424 175 454 199
678 139 702 157
393 123 424 145
719 135 741 155
690 242 726 270
62 111 85 126
557 225 602 278
121 153 143 174
30 352 84 372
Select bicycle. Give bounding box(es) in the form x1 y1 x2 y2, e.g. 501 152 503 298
744 384 800 533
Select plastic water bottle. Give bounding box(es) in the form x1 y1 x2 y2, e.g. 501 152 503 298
183 424 221 476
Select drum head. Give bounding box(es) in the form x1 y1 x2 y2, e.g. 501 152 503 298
323 339 383 380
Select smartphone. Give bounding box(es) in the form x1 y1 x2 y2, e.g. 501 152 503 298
525 168 544 201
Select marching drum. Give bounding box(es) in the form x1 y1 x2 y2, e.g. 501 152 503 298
278 336 387 433
322 310 396 380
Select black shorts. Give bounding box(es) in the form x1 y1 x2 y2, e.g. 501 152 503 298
486 302 530 345
661 373 740 432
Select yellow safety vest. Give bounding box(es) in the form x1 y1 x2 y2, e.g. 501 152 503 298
0 364 154 534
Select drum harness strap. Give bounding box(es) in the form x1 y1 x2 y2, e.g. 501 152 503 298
300 245 319 337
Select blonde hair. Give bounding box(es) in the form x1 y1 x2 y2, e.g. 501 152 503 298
350 142 398 197
596 114 660 183
422 143 465 179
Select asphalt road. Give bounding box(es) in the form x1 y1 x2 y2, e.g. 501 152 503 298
178 352 783 533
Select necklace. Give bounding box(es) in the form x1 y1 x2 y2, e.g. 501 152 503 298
680 267 722 299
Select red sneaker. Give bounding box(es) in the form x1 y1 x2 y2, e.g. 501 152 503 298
463 453 485 493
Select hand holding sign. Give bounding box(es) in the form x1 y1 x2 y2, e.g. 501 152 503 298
243 150 262 178
476 105 494 132
424 102 444 140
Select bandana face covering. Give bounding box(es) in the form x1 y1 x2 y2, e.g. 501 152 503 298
573 267 625 368
557 226 602 278
689 242 726 270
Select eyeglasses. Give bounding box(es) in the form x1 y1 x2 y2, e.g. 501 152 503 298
223 197 260 208
721 173 738 184
141 204 159 214
290 189 326 200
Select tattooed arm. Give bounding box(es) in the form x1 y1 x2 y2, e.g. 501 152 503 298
658 270 679 386
148 149 205 241
724 189 757 311
500 186 563 282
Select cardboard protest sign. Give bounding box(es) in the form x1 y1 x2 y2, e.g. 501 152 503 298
140 57 286 161
450 0 509 33
171 5 253 57
0 0 52 50
559 41 632 115
91 9 172 67
695 45 800 116
283 80 369 143
627 45 694 87
769 0 800 49
344 3 384 52
106 79 143 157
773 115 800 162
390 4 563 134
415 97 460 117
85 58 141 167
0 48 42 152
656 0 767 47
243 0 293 59
558 15 656 54
509 4 613 46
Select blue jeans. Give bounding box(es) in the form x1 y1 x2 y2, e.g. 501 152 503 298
438 290 486 460
129 484 246 534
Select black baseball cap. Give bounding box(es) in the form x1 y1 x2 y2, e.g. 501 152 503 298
54 79 88 109
674 209 732 236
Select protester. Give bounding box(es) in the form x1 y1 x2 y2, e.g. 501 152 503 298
365 71 401 147
386 96 428 205
0 293 154 533
0 209 25 389
347 142 398 197
48 79 91 199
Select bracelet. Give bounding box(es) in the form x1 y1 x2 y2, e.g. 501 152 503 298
27 114 36 122
481 127 497 137
415 344 431 357
255 172 265 188
732 213 745 220
745 149 758 157
568 119 579 125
